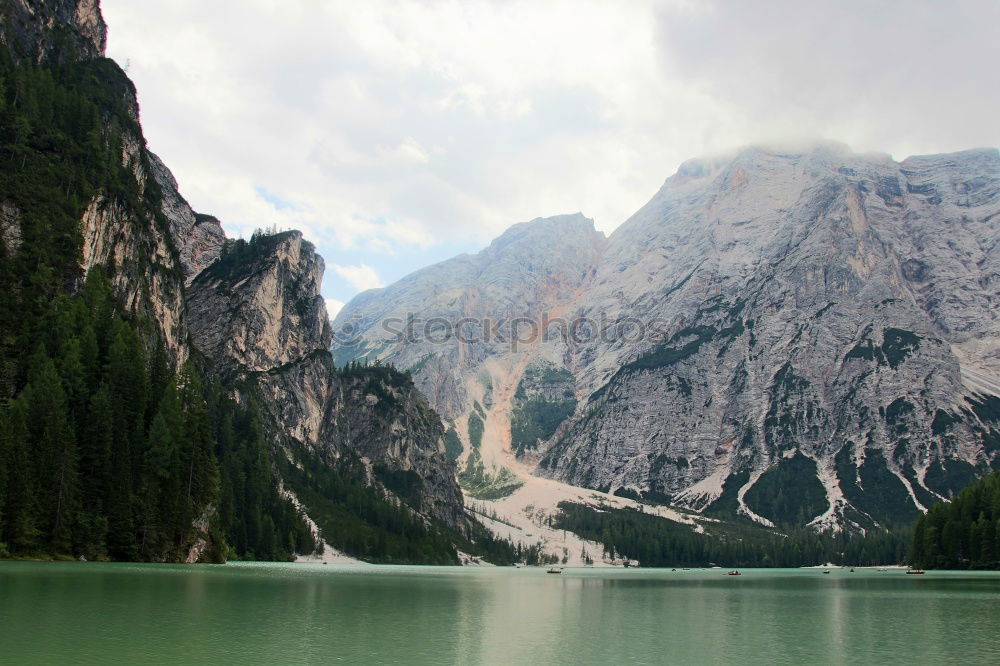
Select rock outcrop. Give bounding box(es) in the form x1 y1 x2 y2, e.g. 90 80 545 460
0 0 106 64
187 231 329 376
149 152 226 284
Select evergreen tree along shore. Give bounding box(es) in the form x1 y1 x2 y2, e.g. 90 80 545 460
0 265 317 561
554 502 911 568
911 473 1000 569
550 473 1000 570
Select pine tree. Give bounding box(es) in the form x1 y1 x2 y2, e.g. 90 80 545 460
104 431 135 559
175 362 219 515
912 473 1000 569
142 381 186 557
104 320 150 471
2 398 38 552
0 404 9 545
77 383 113 557
23 349 79 553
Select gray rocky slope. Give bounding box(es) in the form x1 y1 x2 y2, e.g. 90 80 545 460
334 214 605 421
335 142 1000 531
2 0 467 544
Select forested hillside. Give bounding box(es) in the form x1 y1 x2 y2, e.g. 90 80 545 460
555 502 910 567
0 48 315 560
911 471 1000 569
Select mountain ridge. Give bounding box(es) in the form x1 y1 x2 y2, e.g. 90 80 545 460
335 141 1000 534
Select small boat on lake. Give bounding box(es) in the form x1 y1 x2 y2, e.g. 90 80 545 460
727 570 741 576
822 570 831 575
905 569 925 575
547 567 563 574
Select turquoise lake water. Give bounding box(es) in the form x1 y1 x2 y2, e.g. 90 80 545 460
1 562 998 664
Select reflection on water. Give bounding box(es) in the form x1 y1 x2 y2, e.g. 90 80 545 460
1 563 998 665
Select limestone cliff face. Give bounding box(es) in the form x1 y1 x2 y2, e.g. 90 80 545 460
148 153 226 284
337 143 1000 532
250 351 465 530
335 371 462 528
72 86 232 366
0 0 106 64
187 231 330 377
0 1 200 365
186 231 466 531
542 144 1000 530
257 363 465 528
79 190 188 359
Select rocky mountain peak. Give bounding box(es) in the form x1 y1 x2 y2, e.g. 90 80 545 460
549 143 1000 529
188 230 332 376
333 213 607 419
485 212 604 256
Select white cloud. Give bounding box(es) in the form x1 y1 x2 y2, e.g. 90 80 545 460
325 298 345 319
650 0 1000 161
331 264 384 292
101 0 998 302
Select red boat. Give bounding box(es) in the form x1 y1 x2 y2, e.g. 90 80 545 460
727 570 741 576
905 569 925 575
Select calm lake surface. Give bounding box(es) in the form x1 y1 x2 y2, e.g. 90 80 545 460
1 562 998 665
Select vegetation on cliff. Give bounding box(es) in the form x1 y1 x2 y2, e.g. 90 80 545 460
0 270 314 561
0 48 315 561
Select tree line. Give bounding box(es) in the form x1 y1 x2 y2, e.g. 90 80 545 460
555 502 911 568
0 269 316 561
911 472 1000 569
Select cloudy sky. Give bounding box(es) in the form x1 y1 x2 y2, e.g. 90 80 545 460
102 0 999 315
